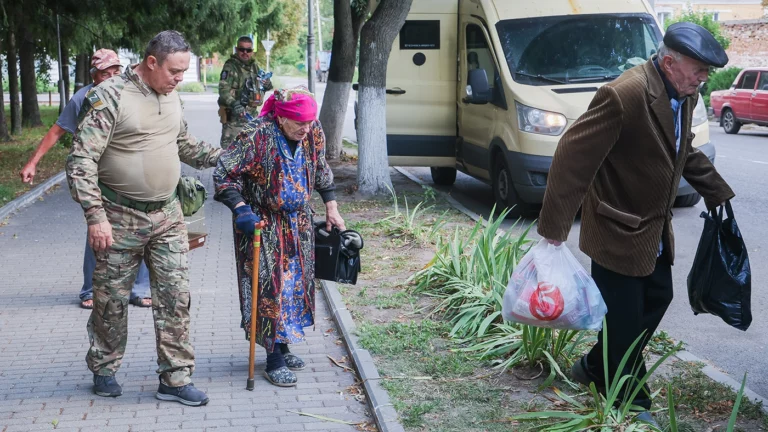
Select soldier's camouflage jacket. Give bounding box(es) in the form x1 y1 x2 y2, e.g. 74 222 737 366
218 54 273 117
66 64 222 226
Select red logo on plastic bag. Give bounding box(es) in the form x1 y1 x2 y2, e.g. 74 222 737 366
529 282 565 321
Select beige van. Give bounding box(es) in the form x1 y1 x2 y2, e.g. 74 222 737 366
379 0 712 216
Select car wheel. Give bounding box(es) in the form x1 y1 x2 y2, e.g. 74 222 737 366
493 158 528 218
430 167 457 186
722 109 742 135
674 193 701 208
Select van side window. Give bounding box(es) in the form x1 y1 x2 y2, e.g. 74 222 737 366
466 24 502 106
738 71 758 90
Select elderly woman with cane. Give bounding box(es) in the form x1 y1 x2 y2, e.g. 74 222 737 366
213 86 345 387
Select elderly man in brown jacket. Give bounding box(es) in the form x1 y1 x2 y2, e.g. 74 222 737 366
538 23 735 423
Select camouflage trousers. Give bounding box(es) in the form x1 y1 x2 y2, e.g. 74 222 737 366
220 121 245 148
220 107 259 147
87 197 194 387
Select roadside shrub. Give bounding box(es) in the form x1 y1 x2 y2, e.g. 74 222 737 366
177 82 205 93
704 67 742 106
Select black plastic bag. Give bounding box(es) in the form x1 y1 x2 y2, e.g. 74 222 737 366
314 221 364 285
687 201 751 331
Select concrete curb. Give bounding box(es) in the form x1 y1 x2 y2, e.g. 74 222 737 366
393 166 768 411
320 280 406 432
0 171 66 222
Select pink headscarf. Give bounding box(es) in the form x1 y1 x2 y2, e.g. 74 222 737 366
259 86 318 122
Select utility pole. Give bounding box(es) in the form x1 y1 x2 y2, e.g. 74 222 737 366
307 0 316 93
56 13 66 111
315 0 323 51
262 31 276 71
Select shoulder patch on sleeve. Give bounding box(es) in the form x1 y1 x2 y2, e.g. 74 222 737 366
220 70 228 80
86 90 106 110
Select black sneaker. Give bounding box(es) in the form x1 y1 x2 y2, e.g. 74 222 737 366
93 375 123 397
571 356 605 393
156 379 209 406
634 411 660 429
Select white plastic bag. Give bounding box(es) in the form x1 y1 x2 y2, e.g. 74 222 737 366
502 239 607 331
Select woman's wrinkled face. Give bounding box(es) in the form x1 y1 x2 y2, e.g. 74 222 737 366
278 117 314 141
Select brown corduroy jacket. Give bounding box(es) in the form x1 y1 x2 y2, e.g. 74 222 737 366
537 59 735 277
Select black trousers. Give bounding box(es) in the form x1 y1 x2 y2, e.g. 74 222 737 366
585 256 674 410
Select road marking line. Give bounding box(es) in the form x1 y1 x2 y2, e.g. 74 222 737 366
753 160 768 165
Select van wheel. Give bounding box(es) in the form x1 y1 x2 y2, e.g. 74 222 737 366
430 167 457 186
722 109 741 134
674 193 701 208
493 158 528 218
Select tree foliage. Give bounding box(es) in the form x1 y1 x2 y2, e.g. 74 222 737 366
0 0 289 133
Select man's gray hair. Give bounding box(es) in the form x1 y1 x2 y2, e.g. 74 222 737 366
144 30 190 64
657 42 683 62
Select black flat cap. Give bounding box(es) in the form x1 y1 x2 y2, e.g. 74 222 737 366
663 22 728 67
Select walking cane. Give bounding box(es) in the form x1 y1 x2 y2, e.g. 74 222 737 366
247 221 266 391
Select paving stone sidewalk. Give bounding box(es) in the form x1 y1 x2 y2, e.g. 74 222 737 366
0 98 372 431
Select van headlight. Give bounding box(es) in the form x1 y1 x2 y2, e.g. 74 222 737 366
516 102 568 136
692 97 708 126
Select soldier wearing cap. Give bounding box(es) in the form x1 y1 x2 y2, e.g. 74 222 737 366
217 35 273 146
66 31 221 406
20 49 153 311
537 22 735 425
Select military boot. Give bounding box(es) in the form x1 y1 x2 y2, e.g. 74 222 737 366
93 375 123 397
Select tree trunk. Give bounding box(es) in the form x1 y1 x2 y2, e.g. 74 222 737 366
19 23 42 128
75 53 88 93
62 44 71 102
356 0 412 196
86 55 93 85
0 50 10 141
318 0 369 160
7 26 22 135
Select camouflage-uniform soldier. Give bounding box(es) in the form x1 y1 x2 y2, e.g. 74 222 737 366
218 35 273 146
66 31 221 406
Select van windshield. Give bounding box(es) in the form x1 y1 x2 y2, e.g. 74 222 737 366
496 14 662 86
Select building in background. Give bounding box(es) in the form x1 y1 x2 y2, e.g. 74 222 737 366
655 0 765 26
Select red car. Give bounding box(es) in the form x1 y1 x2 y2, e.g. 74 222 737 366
711 67 768 134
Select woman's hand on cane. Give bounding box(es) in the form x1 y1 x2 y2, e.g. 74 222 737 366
234 204 260 234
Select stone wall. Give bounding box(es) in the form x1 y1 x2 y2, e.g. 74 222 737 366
721 19 768 68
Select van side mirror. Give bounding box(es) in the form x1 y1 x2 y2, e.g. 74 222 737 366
465 69 490 104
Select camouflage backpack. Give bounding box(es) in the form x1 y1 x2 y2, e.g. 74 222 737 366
176 176 207 217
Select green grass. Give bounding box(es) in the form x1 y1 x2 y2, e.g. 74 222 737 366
357 320 450 357
177 82 206 93
1 106 65 206
358 319 524 430
371 290 417 310
654 361 767 426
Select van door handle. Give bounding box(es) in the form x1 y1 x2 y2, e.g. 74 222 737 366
386 88 406 95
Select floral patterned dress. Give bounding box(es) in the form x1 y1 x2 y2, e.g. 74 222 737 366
213 115 334 353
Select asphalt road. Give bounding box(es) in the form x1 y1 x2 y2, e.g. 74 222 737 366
401 122 768 399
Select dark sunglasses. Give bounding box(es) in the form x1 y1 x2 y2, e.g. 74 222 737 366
237 47 253 53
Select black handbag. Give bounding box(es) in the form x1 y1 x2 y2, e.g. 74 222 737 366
314 221 363 285
687 201 752 331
